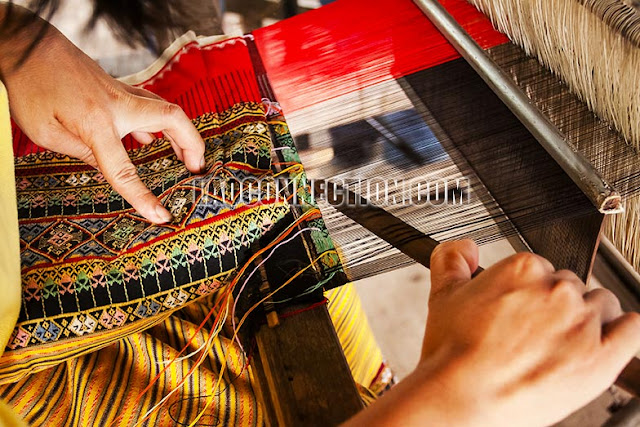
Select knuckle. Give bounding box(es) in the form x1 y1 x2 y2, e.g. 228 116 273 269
161 102 185 120
431 241 457 264
594 287 620 305
430 242 447 257
110 164 140 186
555 269 580 282
508 252 543 275
551 279 582 301
430 242 447 259
431 240 470 257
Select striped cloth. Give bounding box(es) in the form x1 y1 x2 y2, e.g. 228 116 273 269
0 283 392 425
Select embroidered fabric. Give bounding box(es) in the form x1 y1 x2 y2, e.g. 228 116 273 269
2 34 346 383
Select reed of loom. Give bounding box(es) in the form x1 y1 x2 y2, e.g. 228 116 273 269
414 0 640 399
464 0 640 275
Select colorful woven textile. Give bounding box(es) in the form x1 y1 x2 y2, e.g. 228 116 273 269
2 33 345 383
0 283 392 425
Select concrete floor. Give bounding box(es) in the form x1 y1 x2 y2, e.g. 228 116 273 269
15 1 628 425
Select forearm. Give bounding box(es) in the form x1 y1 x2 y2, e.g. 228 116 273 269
344 357 489 426
0 2 53 77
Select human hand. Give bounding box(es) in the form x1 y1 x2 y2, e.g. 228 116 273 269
344 240 640 426
0 6 205 224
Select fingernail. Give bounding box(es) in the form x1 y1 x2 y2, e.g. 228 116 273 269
155 204 173 223
200 157 207 173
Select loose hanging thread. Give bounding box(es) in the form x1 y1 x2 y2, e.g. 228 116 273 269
115 208 327 426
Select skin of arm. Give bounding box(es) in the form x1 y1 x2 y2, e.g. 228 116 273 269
0 3 206 224
344 240 640 426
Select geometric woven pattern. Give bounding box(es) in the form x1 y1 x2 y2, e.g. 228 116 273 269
1 36 344 383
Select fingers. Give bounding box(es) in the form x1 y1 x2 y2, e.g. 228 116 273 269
131 126 185 163
131 131 155 146
584 288 622 324
89 126 172 224
601 313 640 377
552 269 587 296
506 252 556 279
430 239 479 296
121 97 205 174
166 133 185 163
551 270 622 324
552 269 582 285
547 271 630 376
44 123 98 167
547 270 622 325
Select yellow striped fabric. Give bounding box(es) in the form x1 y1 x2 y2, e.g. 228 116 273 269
0 293 261 426
326 283 393 396
0 285 392 425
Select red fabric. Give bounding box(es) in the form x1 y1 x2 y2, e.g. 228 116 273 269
12 0 507 156
12 38 262 156
137 38 261 115
253 0 508 113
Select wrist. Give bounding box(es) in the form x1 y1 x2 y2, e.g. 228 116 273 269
0 4 52 78
407 353 492 425
344 348 494 427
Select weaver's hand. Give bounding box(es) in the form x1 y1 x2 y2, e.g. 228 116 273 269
345 240 640 427
0 6 205 223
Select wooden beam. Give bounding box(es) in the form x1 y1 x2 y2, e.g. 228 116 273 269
251 304 364 426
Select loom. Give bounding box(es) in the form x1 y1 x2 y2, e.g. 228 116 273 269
241 0 640 424
6 0 640 424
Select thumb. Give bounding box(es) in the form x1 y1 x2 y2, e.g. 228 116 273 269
430 239 479 296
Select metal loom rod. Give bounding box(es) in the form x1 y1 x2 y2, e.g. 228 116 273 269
317 181 640 398
410 0 622 214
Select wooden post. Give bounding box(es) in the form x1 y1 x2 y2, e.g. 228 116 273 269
251 303 365 426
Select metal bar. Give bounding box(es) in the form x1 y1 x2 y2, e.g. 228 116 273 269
598 237 640 303
411 0 622 213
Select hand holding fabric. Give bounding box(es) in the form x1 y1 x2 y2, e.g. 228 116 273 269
0 6 205 224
